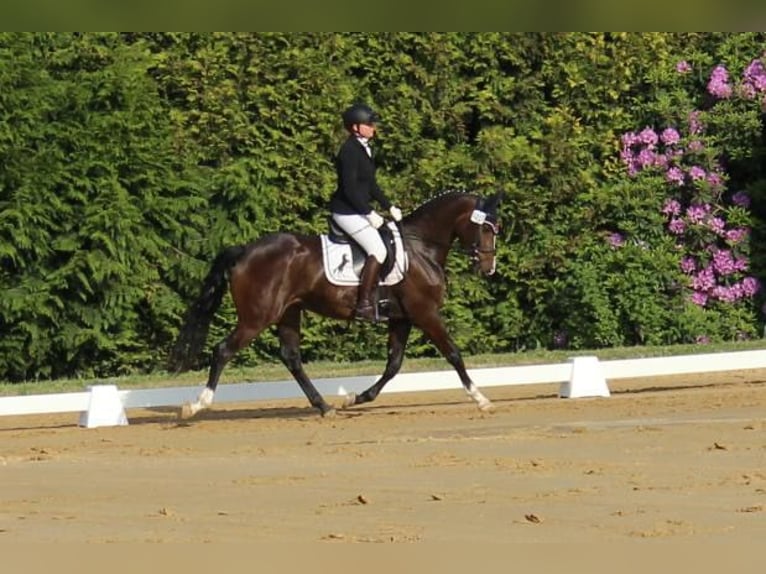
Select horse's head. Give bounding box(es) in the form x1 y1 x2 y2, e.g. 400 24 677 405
457 191 502 276
405 189 502 275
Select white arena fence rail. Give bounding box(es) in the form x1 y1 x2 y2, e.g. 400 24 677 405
0 349 764 428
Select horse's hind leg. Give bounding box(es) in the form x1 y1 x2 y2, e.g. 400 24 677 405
344 318 412 408
181 322 261 418
277 305 335 417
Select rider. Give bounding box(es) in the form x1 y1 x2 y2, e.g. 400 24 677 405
329 103 403 321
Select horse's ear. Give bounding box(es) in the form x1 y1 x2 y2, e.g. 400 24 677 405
485 189 504 211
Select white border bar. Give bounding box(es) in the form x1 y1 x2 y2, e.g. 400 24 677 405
1 349 765 418
0 391 91 416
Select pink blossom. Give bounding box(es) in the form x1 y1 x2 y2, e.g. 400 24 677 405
707 65 732 98
660 127 681 145
638 127 658 146
689 166 706 181
621 132 639 148
734 256 749 272
690 292 708 307
731 191 751 208
636 148 656 168
692 267 715 291
741 277 761 296
712 285 738 302
742 58 766 94
712 249 735 275
620 148 636 173
666 167 685 185
688 111 703 135
668 218 686 234
706 172 723 189
688 140 704 152
707 217 726 236
740 83 757 99
608 232 625 248
676 60 692 73
726 228 748 243
662 199 681 216
686 204 710 223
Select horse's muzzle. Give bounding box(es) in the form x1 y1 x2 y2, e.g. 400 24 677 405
472 250 497 276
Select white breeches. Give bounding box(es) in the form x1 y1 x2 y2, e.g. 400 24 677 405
331 213 387 263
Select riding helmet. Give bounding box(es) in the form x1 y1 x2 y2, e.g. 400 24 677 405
342 103 380 128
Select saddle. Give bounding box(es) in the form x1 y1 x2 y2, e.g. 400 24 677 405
320 219 408 287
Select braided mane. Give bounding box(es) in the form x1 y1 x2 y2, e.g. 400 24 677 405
409 189 474 215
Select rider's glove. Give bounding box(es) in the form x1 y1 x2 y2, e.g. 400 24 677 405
389 205 403 222
367 211 385 229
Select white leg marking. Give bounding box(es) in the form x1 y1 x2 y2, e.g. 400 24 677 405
181 387 215 419
466 384 493 411
342 393 357 408
198 387 215 407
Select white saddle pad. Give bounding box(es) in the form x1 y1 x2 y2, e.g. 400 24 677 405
321 222 408 286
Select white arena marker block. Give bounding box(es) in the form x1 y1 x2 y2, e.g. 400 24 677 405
78 384 129 428
559 356 610 398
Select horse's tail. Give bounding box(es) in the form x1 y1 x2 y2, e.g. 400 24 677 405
167 245 247 373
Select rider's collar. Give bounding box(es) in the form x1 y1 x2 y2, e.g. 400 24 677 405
355 136 372 157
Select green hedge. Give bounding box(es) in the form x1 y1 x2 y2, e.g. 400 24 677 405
1 32 764 382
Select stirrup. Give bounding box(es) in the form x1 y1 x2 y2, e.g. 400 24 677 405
355 302 377 322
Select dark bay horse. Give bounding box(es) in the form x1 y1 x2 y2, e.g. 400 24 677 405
168 190 502 418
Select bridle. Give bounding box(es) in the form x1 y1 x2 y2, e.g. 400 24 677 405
466 203 499 266
402 217 498 259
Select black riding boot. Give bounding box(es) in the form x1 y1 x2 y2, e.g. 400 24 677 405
355 256 382 321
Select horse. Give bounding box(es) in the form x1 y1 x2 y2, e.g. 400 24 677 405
168 189 503 418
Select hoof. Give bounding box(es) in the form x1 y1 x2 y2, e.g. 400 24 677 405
179 402 196 420
321 407 337 418
478 400 495 413
342 393 357 409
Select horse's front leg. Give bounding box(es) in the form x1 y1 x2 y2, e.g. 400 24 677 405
344 318 412 408
416 312 493 412
277 305 335 417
